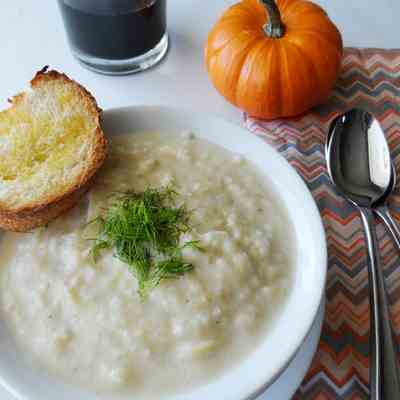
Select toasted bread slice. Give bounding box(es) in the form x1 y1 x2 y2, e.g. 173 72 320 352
0 67 107 232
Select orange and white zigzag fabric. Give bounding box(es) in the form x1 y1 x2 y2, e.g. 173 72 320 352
245 48 400 400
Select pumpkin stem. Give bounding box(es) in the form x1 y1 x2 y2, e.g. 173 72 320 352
260 0 285 38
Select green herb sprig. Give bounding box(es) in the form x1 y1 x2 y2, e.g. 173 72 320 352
89 187 200 298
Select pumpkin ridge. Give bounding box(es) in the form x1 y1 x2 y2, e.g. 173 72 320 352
285 35 342 102
285 40 321 89
236 38 272 107
264 40 283 118
242 40 279 116
280 0 327 21
283 40 322 109
275 0 294 15
206 31 262 64
235 0 265 21
287 29 342 56
278 41 293 116
284 16 339 34
211 36 265 105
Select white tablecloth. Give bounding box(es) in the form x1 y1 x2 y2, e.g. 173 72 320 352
0 1 398 398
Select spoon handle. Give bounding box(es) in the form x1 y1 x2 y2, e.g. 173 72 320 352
359 207 400 400
375 205 400 249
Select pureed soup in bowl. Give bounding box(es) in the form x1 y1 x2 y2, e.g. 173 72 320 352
0 107 326 400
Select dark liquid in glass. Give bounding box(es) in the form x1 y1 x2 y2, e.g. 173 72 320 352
58 0 166 60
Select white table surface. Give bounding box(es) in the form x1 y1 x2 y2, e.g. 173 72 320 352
0 1 398 399
1 1 399 124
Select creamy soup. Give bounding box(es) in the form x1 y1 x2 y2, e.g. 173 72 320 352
0 132 293 397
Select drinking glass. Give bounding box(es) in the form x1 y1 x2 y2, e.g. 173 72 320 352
57 0 168 75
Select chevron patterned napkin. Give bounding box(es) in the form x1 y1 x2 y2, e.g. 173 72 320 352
245 48 400 400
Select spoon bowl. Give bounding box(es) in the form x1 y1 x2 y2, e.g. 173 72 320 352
326 109 392 208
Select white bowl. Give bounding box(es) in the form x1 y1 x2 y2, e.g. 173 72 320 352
0 106 327 400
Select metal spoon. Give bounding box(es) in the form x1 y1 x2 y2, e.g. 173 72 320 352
375 163 400 248
326 108 400 400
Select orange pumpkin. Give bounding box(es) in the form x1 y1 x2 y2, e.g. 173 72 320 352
205 0 343 119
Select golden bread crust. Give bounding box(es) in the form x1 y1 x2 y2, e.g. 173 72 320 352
0 67 107 231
